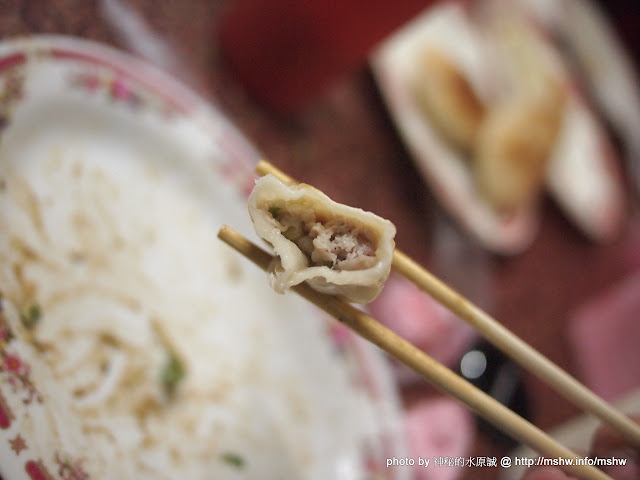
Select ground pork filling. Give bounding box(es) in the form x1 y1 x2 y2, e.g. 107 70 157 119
271 207 378 271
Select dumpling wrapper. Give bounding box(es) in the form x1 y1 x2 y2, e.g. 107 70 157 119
248 174 397 304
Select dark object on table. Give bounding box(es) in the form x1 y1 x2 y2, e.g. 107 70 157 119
459 340 530 446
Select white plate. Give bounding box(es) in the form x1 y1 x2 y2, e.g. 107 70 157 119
0 36 405 480
371 3 626 253
371 5 539 254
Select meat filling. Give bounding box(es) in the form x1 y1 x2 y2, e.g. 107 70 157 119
271 208 377 271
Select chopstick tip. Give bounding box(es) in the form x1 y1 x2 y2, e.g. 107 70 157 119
217 224 231 239
254 159 294 184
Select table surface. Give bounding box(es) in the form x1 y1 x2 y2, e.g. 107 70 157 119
2 1 639 479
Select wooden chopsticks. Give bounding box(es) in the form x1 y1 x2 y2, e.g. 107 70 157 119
216 159 640 480
218 225 611 480
254 159 640 450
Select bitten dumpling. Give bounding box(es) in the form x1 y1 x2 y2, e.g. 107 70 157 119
248 174 397 304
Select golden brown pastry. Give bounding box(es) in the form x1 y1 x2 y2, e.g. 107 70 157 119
473 81 567 213
412 48 486 152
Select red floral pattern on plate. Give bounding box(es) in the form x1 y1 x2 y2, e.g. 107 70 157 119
0 313 42 405
25 460 54 480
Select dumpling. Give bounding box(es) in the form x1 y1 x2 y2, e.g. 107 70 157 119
248 174 397 304
474 80 567 213
412 48 486 153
